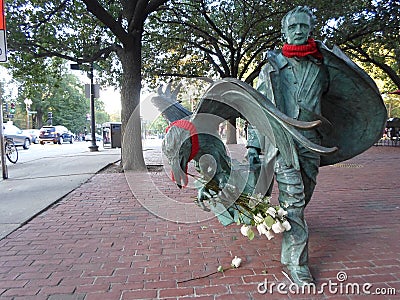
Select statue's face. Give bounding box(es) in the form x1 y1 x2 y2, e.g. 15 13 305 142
283 13 311 45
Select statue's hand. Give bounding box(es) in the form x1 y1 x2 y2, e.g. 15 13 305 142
218 182 238 201
246 147 261 170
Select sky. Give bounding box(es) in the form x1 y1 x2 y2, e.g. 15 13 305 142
98 86 160 122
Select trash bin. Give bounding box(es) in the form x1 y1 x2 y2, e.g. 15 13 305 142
111 123 121 148
102 122 122 148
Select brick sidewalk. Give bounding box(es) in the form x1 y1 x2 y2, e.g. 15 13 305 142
0 146 399 299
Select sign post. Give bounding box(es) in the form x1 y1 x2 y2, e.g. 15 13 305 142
0 0 7 62
0 1 7 178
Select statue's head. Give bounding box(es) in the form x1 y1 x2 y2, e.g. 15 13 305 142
162 125 192 188
281 6 316 45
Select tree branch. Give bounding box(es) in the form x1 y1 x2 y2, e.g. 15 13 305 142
82 0 130 45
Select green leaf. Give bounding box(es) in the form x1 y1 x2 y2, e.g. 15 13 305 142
248 229 255 240
264 215 275 228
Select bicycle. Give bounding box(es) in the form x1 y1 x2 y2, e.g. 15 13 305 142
5 137 18 164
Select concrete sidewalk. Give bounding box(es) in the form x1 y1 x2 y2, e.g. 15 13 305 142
0 144 399 299
0 146 122 240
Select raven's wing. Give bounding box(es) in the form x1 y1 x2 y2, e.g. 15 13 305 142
150 83 192 122
195 78 337 168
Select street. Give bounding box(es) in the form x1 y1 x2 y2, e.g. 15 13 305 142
0 140 121 239
2 140 107 177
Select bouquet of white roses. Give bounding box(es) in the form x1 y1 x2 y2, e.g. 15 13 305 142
238 193 291 241
193 175 291 241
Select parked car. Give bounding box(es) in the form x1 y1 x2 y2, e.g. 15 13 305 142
39 125 73 144
59 131 74 144
85 133 103 142
22 129 40 144
3 123 31 149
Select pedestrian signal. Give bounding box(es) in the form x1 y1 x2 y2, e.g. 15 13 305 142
9 102 15 114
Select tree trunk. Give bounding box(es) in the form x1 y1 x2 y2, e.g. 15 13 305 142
37 110 43 128
118 39 146 171
225 117 237 144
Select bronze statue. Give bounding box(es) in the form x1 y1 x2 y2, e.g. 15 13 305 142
152 6 386 287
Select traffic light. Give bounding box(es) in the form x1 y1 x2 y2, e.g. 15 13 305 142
2 102 8 113
9 102 16 114
47 112 53 125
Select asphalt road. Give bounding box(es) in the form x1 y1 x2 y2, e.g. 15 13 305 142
0 141 122 239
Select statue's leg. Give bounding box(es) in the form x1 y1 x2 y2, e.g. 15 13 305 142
298 147 320 207
274 155 313 286
301 168 316 207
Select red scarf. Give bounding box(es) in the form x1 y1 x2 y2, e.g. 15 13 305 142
282 38 323 60
165 120 200 187
165 120 199 162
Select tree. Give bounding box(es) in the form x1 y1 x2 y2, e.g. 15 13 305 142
144 0 287 143
145 0 400 89
3 55 110 133
147 115 168 135
321 0 400 90
7 0 168 171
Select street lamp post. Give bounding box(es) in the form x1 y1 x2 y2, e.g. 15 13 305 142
87 63 98 152
71 62 99 152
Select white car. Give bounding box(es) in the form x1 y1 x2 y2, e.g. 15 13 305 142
3 123 31 149
85 134 103 141
22 129 40 144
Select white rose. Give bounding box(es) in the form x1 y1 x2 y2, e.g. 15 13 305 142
282 220 292 231
240 225 251 237
265 230 274 240
257 223 268 235
267 207 276 218
254 213 264 224
231 256 242 268
272 221 285 233
277 207 288 217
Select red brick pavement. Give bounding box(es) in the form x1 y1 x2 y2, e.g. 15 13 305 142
0 146 399 299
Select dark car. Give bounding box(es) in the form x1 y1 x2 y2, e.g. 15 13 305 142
60 131 74 144
3 123 32 149
39 125 73 144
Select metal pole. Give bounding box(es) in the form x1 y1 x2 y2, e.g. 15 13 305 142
0 84 8 179
88 62 98 152
26 105 29 129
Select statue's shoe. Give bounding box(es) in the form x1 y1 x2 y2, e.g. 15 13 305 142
283 265 314 287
